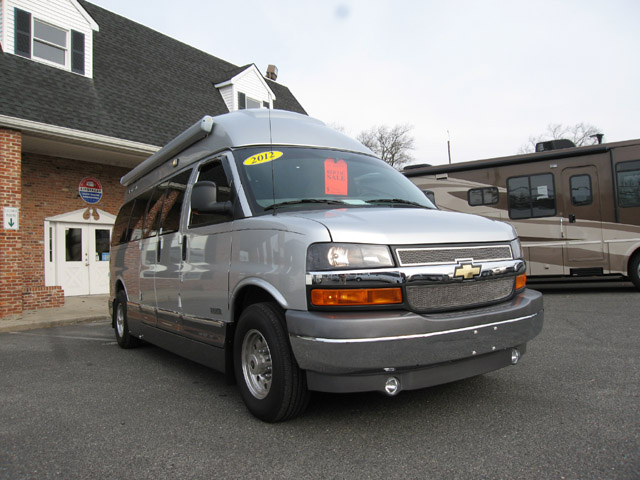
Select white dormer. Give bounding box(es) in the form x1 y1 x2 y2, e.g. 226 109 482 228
215 64 277 112
0 0 99 77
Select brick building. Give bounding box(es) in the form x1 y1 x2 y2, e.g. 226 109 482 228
0 0 306 318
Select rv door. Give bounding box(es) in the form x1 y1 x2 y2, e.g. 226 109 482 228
560 165 606 275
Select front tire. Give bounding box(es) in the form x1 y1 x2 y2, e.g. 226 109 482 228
234 303 309 422
113 290 141 349
629 253 640 291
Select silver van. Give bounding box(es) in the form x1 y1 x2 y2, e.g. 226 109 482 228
109 109 543 422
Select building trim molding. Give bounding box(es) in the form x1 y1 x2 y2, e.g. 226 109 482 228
0 114 159 155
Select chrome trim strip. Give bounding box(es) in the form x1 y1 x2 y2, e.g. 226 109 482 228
294 311 539 344
307 260 525 286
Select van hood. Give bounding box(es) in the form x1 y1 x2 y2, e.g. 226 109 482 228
288 207 516 245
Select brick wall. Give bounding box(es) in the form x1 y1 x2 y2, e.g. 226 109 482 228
0 128 23 317
21 153 130 289
23 286 65 310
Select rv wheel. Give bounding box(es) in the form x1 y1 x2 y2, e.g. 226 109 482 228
630 254 640 290
114 290 141 349
234 303 309 422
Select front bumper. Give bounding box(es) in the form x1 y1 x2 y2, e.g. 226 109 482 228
286 288 543 393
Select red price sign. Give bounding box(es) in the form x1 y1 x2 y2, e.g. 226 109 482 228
324 158 348 195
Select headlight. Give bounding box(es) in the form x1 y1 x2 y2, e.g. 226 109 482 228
510 238 523 260
307 243 394 271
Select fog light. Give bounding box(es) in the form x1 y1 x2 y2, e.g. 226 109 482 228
511 348 521 365
384 377 401 396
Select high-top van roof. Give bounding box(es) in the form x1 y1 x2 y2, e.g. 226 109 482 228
121 110 374 199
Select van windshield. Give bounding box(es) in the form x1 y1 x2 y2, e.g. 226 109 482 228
234 147 436 214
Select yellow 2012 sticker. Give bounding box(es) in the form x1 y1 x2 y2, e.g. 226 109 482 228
243 151 283 165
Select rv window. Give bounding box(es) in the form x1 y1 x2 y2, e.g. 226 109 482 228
422 190 436 205
507 173 556 219
189 160 232 228
570 175 593 206
616 160 640 208
468 187 498 206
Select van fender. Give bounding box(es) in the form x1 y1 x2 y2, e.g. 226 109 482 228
230 277 291 320
111 276 129 328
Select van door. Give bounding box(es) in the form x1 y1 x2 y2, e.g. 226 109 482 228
139 187 165 317
560 165 606 274
154 170 192 333
179 158 233 347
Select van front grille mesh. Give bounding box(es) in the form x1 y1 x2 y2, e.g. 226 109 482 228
397 246 512 266
406 277 514 312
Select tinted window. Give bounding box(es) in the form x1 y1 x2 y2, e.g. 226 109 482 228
468 187 498 206
189 160 232 228
570 175 592 206
142 188 165 238
507 173 556 219
234 147 436 214
422 190 436 205
616 160 640 208
111 200 134 246
128 189 155 242
158 170 191 234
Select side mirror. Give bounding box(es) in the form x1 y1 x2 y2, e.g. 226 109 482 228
191 181 233 215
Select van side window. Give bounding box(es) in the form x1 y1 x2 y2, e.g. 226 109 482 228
189 160 232 228
111 200 134 246
142 188 165 238
468 187 498 206
570 175 593 206
128 189 156 242
158 170 191 235
507 173 556 219
616 160 640 207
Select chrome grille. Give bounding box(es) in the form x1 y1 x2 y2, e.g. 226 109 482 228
406 277 514 312
397 246 512 266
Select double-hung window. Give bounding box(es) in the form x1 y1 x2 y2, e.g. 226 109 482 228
33 19 67 66
14 8 85 75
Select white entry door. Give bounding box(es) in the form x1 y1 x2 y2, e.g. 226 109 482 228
55 223 112 296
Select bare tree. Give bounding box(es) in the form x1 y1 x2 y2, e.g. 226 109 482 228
519 123 603 153
357 124 415 169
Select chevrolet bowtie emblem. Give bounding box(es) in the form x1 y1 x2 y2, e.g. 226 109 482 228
454 263 481 279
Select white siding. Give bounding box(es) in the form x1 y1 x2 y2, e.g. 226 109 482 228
4 0 97 77
0 0 4 52
235 67 275 108
219 85 234 112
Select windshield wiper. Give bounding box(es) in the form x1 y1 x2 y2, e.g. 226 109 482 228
264 198 348 211
366 198 426 208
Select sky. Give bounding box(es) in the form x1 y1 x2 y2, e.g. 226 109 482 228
90 0 640 166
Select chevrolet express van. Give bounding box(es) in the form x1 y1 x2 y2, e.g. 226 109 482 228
109 109 543 422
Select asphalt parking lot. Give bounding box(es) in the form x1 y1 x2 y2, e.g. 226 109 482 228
1 282 638 480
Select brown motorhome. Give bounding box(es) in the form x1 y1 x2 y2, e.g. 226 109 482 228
404 138 640 289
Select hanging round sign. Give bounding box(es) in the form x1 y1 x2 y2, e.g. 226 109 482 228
79 177 103 204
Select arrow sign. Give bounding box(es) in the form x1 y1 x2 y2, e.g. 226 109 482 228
3 207 19 230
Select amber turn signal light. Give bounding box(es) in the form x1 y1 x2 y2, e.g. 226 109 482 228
515 274 527 290
311 288 403 306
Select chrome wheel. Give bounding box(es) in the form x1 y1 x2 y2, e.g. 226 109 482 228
241 329 272 399
116 303 125 338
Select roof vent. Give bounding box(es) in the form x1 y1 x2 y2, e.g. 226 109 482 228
535 139 576 152
266 64 278 81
